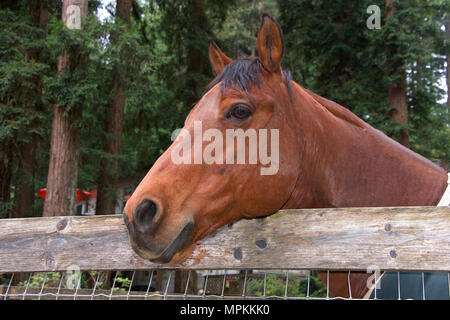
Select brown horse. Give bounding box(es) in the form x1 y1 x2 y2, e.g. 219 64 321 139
123 14 448 298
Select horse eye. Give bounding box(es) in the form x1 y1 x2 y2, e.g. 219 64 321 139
226 105 251 120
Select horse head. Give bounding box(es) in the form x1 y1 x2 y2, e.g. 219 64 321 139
123 14 301 264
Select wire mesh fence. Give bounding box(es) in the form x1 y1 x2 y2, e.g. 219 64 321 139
1 269 449 300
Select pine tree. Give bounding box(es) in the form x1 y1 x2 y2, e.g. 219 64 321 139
43 0 88 217
0 0 52 218
96 0 133 216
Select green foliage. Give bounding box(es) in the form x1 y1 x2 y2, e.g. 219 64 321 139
247 273 326 298
0 8 49 143
0 201 13 219
17 270 131 292
121 5 176 177
279 0 449 162
120 0 234 179
211 0 278 60
298 274 327 298
113 273 132 291
279 0 390 122
18 272 62 288
0 7 53 217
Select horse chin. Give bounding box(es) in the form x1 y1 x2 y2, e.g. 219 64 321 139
137 244 194 265
129 221 195 265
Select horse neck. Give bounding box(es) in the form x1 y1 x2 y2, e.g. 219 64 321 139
284 83 447 209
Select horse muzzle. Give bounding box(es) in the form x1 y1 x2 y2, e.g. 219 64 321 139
123 202 194 264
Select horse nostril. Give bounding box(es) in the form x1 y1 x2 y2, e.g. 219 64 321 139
134 199 158 231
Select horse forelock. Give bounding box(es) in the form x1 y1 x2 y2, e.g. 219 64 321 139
206 58 292 96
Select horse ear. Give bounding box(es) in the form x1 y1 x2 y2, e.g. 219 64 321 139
257 14 284 73
208 39 232 76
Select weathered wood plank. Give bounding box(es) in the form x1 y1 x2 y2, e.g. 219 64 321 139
0 207 449 273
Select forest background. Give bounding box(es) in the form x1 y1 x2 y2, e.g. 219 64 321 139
0 0 448 218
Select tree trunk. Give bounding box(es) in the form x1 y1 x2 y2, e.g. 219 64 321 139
43 0 88 217
386 0 410 148
185 0 206 108
95 0 132 216
13 140 36 285
0 143 12 218
15 140 36 218
388 70 409 147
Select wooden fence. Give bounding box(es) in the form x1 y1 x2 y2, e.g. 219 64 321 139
1 206 449 273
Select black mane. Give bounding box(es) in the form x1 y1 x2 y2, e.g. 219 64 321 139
207 58 292 95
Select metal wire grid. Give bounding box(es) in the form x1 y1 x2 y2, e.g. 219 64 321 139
1 270 449 300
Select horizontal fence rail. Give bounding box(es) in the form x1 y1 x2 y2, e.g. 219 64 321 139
0 206 449 273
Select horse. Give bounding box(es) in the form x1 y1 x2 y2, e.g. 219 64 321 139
123 14 448 299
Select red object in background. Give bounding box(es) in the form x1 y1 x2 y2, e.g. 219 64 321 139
37 188 130 202
37 188 95 202
76 189 85 202
37 188 47 199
